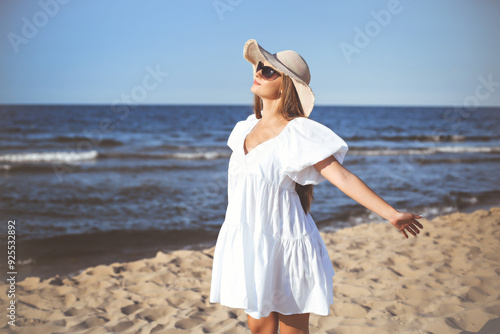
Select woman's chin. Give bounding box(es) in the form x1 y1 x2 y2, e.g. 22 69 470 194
251 86 268 98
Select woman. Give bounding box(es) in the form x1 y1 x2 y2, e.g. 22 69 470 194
209 39 423 334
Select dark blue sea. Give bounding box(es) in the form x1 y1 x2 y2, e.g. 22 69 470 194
1 105 499 280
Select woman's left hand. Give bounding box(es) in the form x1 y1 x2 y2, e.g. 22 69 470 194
388 212 424 238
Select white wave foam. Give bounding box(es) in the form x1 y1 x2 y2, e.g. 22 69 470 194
17 258 34 266
418 205 456 218
0 151 98 163
350 145 500 156
434 146 500 153
171 151 231 160
101 150 231 160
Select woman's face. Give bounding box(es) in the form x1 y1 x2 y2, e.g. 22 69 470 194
250 60 282 100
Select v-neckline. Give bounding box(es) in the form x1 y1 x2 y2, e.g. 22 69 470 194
243 118 295 157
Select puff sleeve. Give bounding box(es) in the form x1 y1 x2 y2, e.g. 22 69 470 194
279 117 348 185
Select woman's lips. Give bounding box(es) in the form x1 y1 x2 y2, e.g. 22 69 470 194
253 80 261 85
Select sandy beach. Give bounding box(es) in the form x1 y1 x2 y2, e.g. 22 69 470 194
1 207 499 333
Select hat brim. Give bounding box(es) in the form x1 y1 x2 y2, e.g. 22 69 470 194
243 39 315 117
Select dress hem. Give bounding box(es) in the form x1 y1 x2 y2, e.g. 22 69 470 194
208 299 334 320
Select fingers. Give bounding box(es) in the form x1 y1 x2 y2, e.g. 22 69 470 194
412 215 424 230
394 212 425 239
400 222 421 238
409 223 421 237
409 224 419 236
406 225 417 237
410 214 424 233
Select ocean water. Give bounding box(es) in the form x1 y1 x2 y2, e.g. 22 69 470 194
1 105 499 280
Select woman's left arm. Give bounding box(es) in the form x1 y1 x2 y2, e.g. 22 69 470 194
314 155 423 238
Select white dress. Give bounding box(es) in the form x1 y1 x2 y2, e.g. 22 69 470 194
209 113 349 319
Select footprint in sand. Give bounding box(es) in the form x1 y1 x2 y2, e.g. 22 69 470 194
456 308 499 332
68 315 109 332
459 286 490 303
396 287 443 301
174 317 205 329
423 302 464 317
150 323 166 333
106 319 135 332
63 306 94 317
136 305 177 322
120 302 142 315
334 283 371 297
332 302 370 318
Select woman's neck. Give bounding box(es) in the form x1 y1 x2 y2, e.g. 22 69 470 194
260 97 283 123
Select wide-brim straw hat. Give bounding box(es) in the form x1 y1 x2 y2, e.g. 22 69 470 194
243 39 315 117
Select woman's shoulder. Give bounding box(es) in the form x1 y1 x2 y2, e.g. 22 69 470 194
284 116 337 137
290 116 326 126
279 116 349 173
280 116 348 153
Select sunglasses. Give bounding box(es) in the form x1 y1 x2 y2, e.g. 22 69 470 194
256 61 281 81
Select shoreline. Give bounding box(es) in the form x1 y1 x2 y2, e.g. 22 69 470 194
9 200 500 282
1 207 500 333
6 229 219 282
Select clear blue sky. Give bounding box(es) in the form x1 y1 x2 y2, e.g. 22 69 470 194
1 0 499 106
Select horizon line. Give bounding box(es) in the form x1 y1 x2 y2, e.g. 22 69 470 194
1 103 499 109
